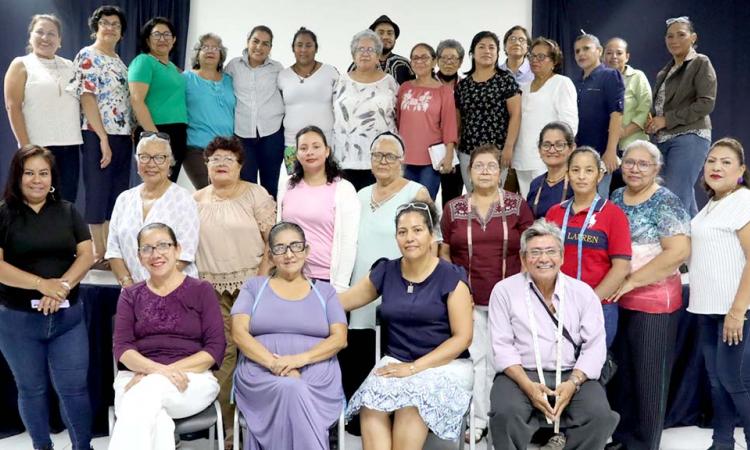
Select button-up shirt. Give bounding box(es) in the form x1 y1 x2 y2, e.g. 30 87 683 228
225 51 284 138
574 64 624 154
501 58 534 85
489 272 607 380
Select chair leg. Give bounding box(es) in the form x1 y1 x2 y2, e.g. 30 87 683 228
233 407 240 450
338 409 346 450
214 400 224 450
469 401 476 450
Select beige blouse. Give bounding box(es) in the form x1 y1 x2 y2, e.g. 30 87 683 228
194 182 276 293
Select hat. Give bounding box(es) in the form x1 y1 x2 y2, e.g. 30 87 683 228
369 15 400 39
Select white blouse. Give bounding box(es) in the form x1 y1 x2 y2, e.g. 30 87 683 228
278 63 339 147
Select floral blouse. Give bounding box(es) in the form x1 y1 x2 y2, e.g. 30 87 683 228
67 46 132 135
454 70 520 154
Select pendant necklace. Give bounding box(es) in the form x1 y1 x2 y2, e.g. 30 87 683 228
293 61 319 83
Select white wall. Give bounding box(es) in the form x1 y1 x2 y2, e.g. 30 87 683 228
185 0 532 73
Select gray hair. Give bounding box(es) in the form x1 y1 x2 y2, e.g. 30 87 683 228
370 132 405 157
190 33 228 71
575 33 602 50
135 134 174 167
520 219 564 255
350 29 383 57
622 139 663 167
436 39 465 61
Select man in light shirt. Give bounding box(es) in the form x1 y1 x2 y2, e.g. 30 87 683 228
488 219 618 449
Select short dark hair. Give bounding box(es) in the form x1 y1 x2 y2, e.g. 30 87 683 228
503 25 531 47
538 121 575 148
137 222 178 247
138 17 176 54
410 42 436 60
469 143 502 167
3 145 60 208
89 5 127 38
530 37 564 73
248 25 273 44
205 136 245 166
466 30 501 76
702 137 750 198
395 201 439 234
289 126 343 188
292 27 318 50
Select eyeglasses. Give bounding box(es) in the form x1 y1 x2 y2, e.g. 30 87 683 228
206 156 238 165
529 52 552 62
139 131 171 141
622 159 657 171
150 31 173 41
395 202 433 227
200 45 220 52
439 56 460 64
33 29 59 40
507 36 527 44
411 55 432 62
471 162 500 173
540 142 569 152
371 152 400 163
270 241 306 256
98 19 122 30
526 247 561 258
138 241 175 256
355 47 376 55
136 153 170 165
666 16 690 26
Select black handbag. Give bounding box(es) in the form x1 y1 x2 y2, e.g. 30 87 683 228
530 285 617 385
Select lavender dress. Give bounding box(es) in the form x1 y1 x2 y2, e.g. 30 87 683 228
231 276 347 450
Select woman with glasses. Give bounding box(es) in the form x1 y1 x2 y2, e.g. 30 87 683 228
129 17 188 182
435 39 466 206
341 201 473 448
607 140 690 450
527 122 576 219
646 16 717 216
513 37 578 197
193 136 275 444
500 26 534 85
106 133 200 287
110 222 225 450
277 126 360 292
440 143 533 443
333 29 398 191
67 5 131 266
182 33 235 190
231 221 347 449
396 43 458 200
4 14 82 203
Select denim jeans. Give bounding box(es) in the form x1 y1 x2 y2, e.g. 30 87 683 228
602 302 619 348
240 128 285 199
598 172 613 199
0 302 92 450
698 313 750 449
658 133 711 217
403 164 441 200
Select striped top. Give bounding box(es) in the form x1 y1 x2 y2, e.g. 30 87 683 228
688 188 750 314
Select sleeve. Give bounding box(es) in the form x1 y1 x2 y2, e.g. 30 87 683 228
629 71 653 129
544 204 564 227
251 186 277 237
526 176 542 206
607 204 632 259
368 258 390 296
605 69 625 115
127 54 153 84
331 180 361 292
440 261 469 297
321 282 348 326
68 203 92 243
656 190 691 237
517 197 535 234
727 190 750 231
440 84 459 144
224 58 237 78
664 56 717 129
573 285 607 379
500 71 521 101
0 205 10 250
197 281 226 368
393 61 415 85
440 202 453 245
556 77 579 135
454 79 464 112
113 287 138 361
105 193 126 259
396 83 406 125
175 190 200 263
488 283 523 372
67 48 99 98
231 277 262 316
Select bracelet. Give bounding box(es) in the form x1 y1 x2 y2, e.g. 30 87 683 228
119 276 132 286
727 310 748 322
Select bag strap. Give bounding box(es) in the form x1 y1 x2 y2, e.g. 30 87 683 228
529 283 581 357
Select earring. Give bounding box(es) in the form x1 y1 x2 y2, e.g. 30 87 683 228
739 176 745 185
49 186 56 193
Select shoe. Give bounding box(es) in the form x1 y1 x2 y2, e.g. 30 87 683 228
539 432 566 450
605 442 625 450
464 427 487 444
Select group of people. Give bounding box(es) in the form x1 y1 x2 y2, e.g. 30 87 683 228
0 6 748 450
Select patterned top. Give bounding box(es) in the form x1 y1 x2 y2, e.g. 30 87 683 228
653 65 711 144
67 46 132 135
332 73 398 170
454 70 521 154
611 187 690 246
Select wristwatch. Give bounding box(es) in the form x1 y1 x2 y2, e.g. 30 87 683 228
567 374 583 392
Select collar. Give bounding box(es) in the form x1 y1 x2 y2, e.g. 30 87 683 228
684 47 698 62
622 65 635 77
526 271 565 303
580 63 605 80
559 195 606 214
501 58 531 76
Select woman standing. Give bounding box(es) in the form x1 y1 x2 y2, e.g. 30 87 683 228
440 144 533 443
68 5 132 264
397 43 458 199
0 146 95 450
527 122 576 219
183 33 235 190
4 14 82 202
514 37 577 196
435 39 466 206
455 31 521 191
278 27 339 175
129 17 188 182
277 126 360 292
333 29 398 191
646 16 717 216
688 138 750 450
499 26 533 85
609 140 690 450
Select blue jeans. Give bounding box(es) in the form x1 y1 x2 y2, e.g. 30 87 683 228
403 164 441 200
240 128 285 199
698 313 750 449
658 134 711 217
0 302 92 450
602 302 619 348
598 172 612 199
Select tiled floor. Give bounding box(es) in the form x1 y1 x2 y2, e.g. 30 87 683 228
1 427 746 450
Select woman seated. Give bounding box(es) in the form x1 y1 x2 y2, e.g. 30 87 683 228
231 222 348 450
110 223 225 450
341 202 473 448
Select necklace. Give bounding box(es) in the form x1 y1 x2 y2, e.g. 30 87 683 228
39 55 63 96
545 172 566 185
706 187 738 214
292 61 319 83
370 182 401 211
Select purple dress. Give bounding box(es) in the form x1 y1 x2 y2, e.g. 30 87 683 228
231 276 347 450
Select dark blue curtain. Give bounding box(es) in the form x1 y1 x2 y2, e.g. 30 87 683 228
0 0 190 190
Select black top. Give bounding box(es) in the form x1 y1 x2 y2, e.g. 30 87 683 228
0 200 90 310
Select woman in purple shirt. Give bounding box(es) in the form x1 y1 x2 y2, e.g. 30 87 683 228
110 223 225 450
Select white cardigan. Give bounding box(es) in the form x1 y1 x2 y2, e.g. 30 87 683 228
277 176 360 292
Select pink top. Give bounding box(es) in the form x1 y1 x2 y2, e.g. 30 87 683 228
397 82 458 166
281 179 337 280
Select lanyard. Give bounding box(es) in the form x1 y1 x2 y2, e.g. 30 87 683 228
525 275 565 431
466 190 508 288
532 175 569 217
559 194 602 280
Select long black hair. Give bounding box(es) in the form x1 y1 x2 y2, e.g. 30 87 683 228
138 17 176 54
3 145 60 208
464 30 501 76
289 125 343 188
